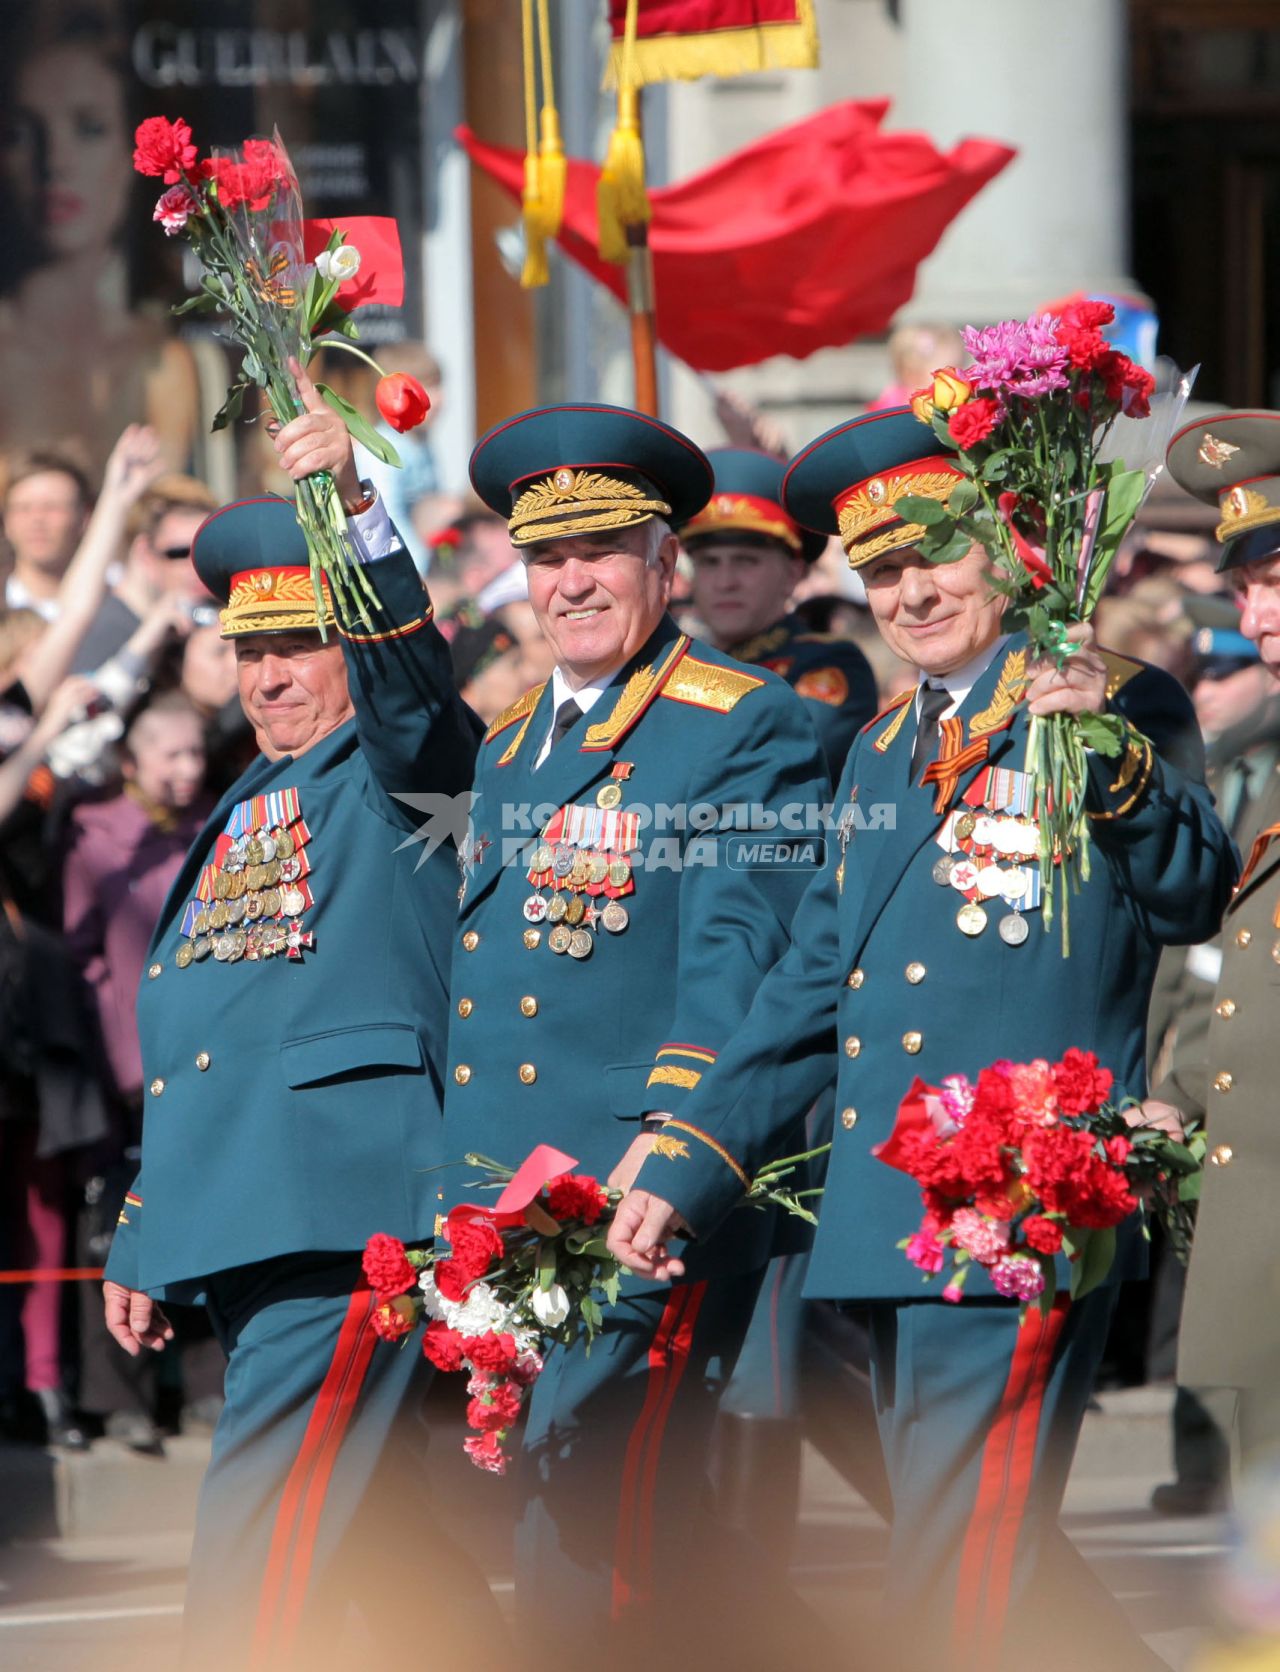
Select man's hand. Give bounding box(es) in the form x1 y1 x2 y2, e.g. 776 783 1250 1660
101 424 166 507
1125 1098 1190 1140
1025 621 1109 717
103 1280 174 1357
607 1189 689 1282
271 357 362 506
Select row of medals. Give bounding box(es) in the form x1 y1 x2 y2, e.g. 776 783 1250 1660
523 841 632 961
176 825 307 968
934 808 1037 946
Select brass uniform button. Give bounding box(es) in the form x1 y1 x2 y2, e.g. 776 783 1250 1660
149 1077 165 1097
1236 928 1252 948
457 998 474 1018
520 996 539 1018
847 968 865 989
519 1063 537 1085
903 1031 923 1055
1216 999 1237 1019
462 930 480 951
1210 1143 1234 1167
905 962 926 985
840 1107 858 1130
844 1036 861 1058
454 1064 472 1085
523 929 542 950
147 962 163 980
195 1052 210 1072
1213 1070 1233 1093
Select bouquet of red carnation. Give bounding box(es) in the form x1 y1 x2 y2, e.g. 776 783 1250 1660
874 1050 1203 1314
902 307 1196 952
133 116 430 628
364 1141 823 1473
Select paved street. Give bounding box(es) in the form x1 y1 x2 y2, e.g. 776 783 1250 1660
0 1386 1224 1671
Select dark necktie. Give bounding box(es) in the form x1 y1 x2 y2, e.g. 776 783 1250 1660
548 696 583 754
910 683 951 782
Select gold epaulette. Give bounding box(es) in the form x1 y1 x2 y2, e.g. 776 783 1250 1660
484 682 546 743
661 654 766 714
1101 649 1144 701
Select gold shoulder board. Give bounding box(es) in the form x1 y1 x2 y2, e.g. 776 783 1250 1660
661 655 766 714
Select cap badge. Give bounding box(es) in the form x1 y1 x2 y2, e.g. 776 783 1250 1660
866 478 887 504
251 572 276 597
1225 485 1266 523
1198 433 1240 469
552 468 577 494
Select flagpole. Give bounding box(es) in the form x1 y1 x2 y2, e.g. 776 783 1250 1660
626 221 659 417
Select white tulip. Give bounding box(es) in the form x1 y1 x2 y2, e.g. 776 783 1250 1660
315 244 362 282
530 1282 570 1328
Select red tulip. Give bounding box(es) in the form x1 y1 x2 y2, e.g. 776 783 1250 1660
375 372 431 433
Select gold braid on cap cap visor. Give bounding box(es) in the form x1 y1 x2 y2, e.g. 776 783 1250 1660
509 469 672 546
220 569 335 638
837 470 961 568
1217 483 1280 543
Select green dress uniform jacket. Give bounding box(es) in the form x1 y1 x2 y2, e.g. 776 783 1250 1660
438 613 831 1283
632 636 1238 1297
727 611 877 780
1176 761 1280 1395
104 551 482 1299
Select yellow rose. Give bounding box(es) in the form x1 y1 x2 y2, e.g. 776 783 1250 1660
909 388 935 425
932 368 972 412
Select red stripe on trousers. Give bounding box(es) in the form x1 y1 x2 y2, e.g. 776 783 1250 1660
631 1282 706 1607
249 1285 378 1669
610 1282 707 1619
952 1294 1070 1664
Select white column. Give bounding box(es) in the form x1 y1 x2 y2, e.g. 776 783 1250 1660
894 0 1140 324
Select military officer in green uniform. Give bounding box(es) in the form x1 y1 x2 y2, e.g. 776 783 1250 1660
435 405 832 1667
1157 410 1280 1470
611 407 1237 1670
100 372 500 1671
682 447 878 776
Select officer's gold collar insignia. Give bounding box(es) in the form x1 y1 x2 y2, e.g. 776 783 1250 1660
485 681 545 744
661 654 765 716
581 635 690 751
728 623 789 664
868 689 913 753
509 468 672 547
1100 649 1142 701
969 649 1028 736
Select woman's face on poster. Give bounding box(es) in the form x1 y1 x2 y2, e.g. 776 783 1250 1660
3 44 131 261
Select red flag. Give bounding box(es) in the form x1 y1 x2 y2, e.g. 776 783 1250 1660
606 0 819 84
460 101 1015 373
302 215 404 310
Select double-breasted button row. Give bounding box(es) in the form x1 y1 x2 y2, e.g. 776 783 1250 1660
844 1031 924 1056
454 1063 539 1085
149 1052 212 1094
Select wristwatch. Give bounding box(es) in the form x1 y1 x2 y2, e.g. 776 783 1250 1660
342 480 377 516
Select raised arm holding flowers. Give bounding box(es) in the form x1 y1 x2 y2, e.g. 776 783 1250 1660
132 116 432 627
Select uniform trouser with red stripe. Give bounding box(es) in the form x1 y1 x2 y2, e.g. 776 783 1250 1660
866 1289 1169 1672
184 1252 509 1672
514 1269 832 1672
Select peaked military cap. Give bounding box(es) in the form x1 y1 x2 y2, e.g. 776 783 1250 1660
1183 594 1261 676
783 407 963 569
682 448 827 563
192 495 335 639
1166 410 1280 573
469 403 712 548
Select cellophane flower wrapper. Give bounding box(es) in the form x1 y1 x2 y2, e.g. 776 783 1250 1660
137 122 388 629
363 1142 827 1473
902 312 1197 953
875 1051 1205 1317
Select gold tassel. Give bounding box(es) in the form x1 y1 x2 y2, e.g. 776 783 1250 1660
518 0 549 289
535 0 565 237
597 82 650 266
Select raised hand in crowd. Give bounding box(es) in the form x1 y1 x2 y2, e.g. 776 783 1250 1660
16 424 167 713
0 673 98 823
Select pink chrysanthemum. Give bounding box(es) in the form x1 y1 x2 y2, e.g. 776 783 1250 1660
962 316 1071 399
906 1226 946 1274
940 1074 976 1126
